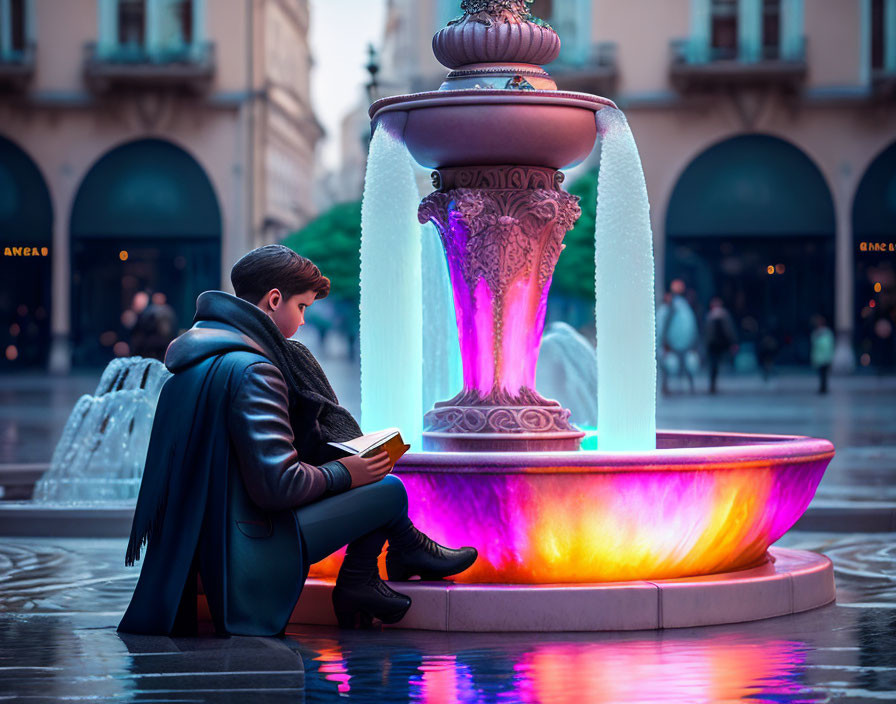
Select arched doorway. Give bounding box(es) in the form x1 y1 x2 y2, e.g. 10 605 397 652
853 141 896 372
665 135 835 365
70 138 221 367
0 136 53 369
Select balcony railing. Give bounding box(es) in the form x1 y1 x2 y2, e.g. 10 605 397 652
83 40 215 93
551 42 619 97
669 36 807 92
0 43 35 91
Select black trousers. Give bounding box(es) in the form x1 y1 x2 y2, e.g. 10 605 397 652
295 474 411 567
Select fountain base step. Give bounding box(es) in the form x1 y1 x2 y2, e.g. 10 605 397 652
209 548 831 632
0 501 136 537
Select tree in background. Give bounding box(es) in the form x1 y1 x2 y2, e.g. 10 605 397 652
282 201 362 357
549 169 597 332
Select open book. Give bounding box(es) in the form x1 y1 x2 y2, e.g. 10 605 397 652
327 428 410 467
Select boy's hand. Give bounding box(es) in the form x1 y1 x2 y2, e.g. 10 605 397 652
340 450 392 488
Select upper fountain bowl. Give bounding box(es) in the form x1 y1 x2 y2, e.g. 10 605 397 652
369 0 616 171
370 90 616 171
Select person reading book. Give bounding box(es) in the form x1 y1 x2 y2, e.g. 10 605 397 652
118 244 477 635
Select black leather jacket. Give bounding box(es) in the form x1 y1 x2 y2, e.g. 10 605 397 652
165 321 351 511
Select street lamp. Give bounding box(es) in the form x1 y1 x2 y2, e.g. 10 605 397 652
365 43 380 104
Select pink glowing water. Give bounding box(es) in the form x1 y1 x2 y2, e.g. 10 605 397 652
307 431 834 584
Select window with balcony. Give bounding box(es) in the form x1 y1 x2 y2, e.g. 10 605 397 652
0 0 33 89
672 0 805 90
88 0 212 92
1 0 27 57
710 0 738 60
101 0 201 60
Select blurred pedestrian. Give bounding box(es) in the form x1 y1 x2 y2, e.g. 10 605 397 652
758 330 779 383
656 279 699 394
705 297 737 394
810 315 835 394
131 290 178 361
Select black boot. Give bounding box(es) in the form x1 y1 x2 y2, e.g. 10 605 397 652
385 523 478 581
332 536 411 629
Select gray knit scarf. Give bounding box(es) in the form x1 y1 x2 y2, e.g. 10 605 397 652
193 291 362 453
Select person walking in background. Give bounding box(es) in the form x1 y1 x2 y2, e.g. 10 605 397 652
130 290 178 361
705 297 737 394
810 315 835 394
656 279 699 394
758 329 780 383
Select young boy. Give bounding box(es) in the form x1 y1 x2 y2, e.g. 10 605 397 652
118 244 475 636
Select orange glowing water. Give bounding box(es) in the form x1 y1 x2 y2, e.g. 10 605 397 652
308 447 830 583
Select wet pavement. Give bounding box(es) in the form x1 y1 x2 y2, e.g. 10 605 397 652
0 533 894 702
1 358 895 700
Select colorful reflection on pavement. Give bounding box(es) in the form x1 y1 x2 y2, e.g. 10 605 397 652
289 631 817 703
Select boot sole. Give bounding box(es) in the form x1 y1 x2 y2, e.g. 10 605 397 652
334 601 411 629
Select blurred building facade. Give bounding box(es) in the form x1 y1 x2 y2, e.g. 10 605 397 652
350 0 896 370
0 0 323 370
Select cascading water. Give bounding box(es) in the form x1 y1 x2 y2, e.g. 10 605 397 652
359 113 424 445
593 108 657 451
32 357 170 503
359 106 657 452
421 220 463 414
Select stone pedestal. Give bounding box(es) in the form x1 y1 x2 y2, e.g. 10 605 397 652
418 165 585 451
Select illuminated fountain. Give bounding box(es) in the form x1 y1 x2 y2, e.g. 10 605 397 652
0 356 169 537
300 0 836 629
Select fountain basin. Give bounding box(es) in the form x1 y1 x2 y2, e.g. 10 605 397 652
311 430 832 584
370 90 616 169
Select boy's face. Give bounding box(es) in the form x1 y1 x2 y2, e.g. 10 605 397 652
263 289 317 338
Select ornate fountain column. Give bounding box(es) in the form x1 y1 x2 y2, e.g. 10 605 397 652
367 0 610 451
420 165 584 451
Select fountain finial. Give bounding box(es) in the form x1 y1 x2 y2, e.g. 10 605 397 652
433 0 560 84
456 0 537 25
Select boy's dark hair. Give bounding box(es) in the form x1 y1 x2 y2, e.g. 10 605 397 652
230 244 330 305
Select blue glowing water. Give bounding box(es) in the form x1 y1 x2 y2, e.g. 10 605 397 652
359 116 424 445
421 221 462 414
594 109 657 451
360 108 656 452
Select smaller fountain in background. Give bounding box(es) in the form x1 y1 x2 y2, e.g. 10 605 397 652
32 357 170 504
535 322 597 429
